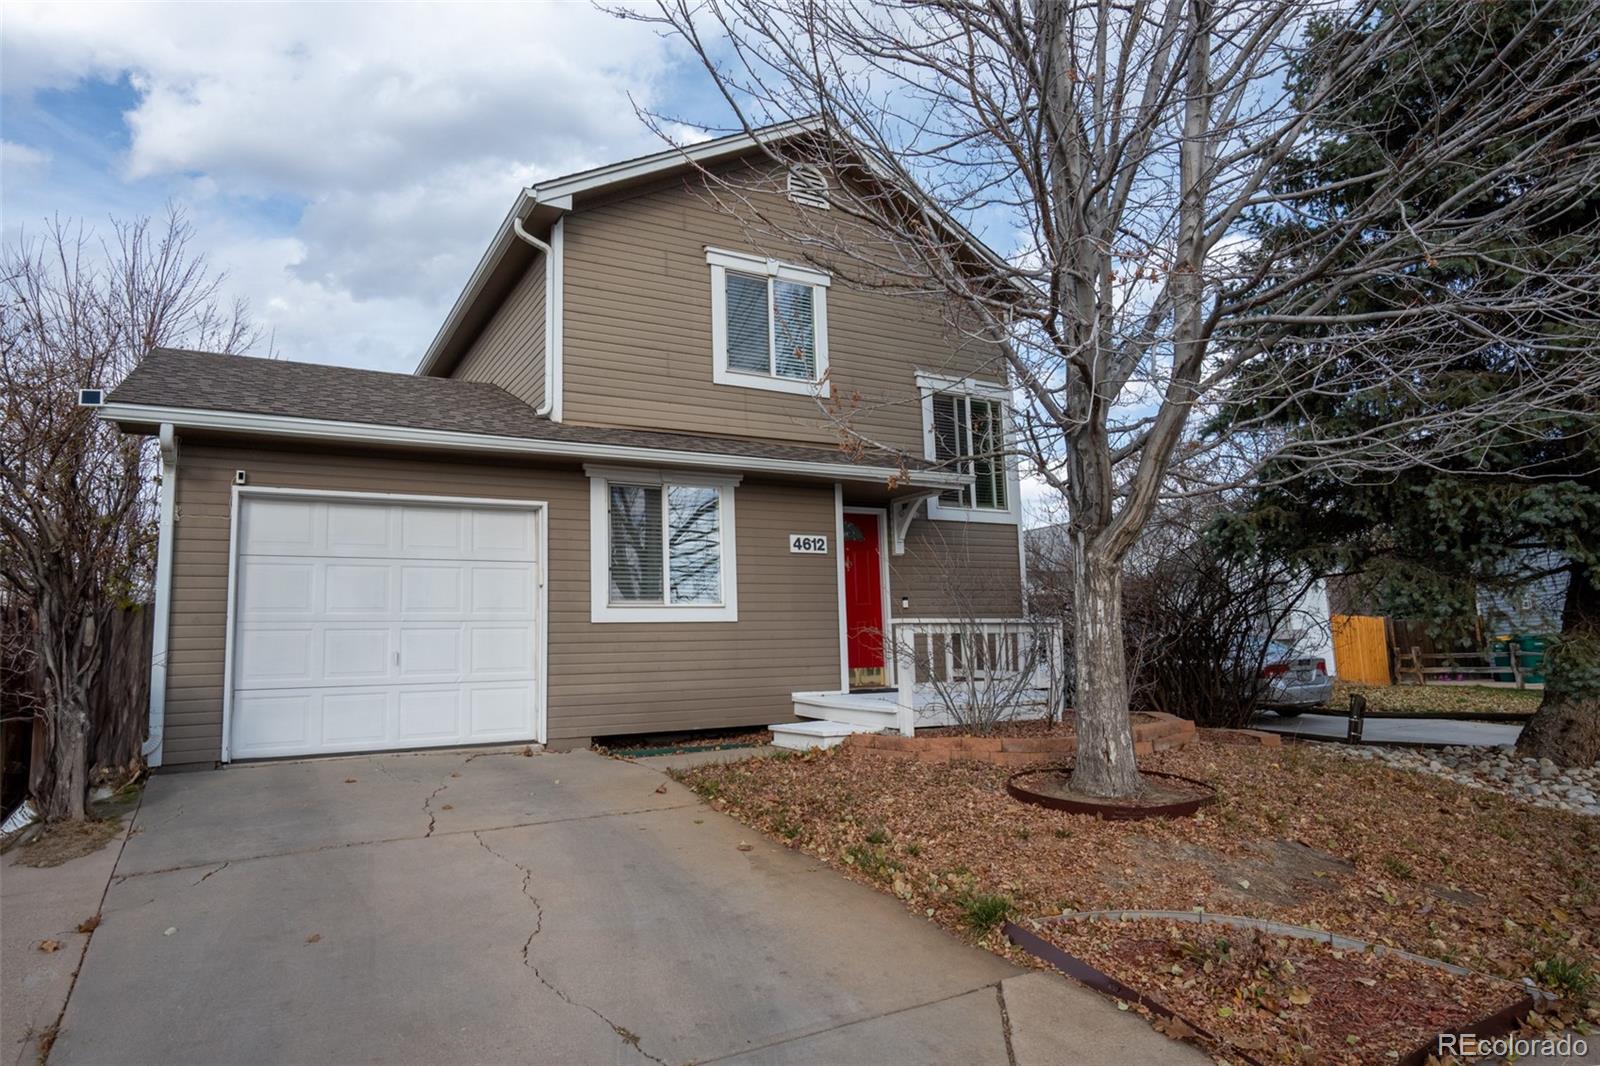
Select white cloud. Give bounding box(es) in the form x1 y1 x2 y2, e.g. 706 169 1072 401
1 1 694 370
0 140 51 183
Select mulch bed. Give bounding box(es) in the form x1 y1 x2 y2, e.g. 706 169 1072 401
594 727 773 755
676 743 1600 1050
1035 916 1521 1064
1008 767 1214 814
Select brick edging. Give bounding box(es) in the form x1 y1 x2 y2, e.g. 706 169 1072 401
842 712 1199 766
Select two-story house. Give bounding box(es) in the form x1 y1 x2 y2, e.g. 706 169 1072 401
102 122 1027 767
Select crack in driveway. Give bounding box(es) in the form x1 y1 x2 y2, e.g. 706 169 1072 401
189 862 228 887
472 831 667 1066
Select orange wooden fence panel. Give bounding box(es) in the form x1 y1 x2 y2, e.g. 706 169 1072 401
1331 613 1391 685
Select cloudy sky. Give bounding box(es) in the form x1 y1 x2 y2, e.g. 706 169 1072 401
2 1 733 372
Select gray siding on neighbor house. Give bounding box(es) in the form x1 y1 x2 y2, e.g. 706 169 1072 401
560 166 1006 456
160 438 841 765
451 255 546 408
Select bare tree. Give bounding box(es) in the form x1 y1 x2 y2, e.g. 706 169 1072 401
1 210 256 821
623 0 1600 796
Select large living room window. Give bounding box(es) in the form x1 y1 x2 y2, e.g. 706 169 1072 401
707 247 830 396
918 372 1020 525
587 466 740 622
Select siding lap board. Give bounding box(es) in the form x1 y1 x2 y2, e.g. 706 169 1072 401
451 256 546 408
163 441 839 765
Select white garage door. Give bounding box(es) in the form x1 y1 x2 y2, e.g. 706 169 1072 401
227 494 539 760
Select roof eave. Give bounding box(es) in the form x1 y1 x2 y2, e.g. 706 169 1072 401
97 401 965 490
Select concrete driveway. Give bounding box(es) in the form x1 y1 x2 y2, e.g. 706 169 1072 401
45 748 1202 1065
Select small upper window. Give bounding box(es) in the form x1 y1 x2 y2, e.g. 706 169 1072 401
932 393 1008 511
918 372 1017 524
786 165 830 209
707 247 831 396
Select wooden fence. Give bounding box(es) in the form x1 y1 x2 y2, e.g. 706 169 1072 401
1393 643 1544 689
1 603 153 813
1331 613 1391 685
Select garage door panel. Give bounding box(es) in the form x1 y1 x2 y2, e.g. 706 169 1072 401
469 626 534 676
470 566 532 614
468 685 533 737
401 507 466 557
398 626 462 679
241 498 318 555
324 564 391 614
238 562 315 615
398 688 463 740
326 503 393 554
235 627 317 686
321 691 390 745
229 497 538 759
232 693 314 752
472 509 534 557
401 566 464 614
322 628 391 682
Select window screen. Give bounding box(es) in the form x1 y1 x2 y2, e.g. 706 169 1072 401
772 280 816 379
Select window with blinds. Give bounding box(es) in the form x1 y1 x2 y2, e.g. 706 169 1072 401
931 392 1007 511
607 481 725 606
708 248 829 394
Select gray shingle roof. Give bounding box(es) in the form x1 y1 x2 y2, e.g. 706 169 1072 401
107 347 926 472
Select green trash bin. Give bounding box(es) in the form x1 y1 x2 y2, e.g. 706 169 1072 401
1490 636 1515 683
1517 635 1548 685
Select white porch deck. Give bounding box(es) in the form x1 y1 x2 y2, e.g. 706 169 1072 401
776 685 1058 749
772 618 1066 750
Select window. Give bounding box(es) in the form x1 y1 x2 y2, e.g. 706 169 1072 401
588 466 740 622
708 247 830 396
919 372 1019 524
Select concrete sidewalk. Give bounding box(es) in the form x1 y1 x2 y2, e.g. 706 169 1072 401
1253 710 1525 747
39 748 1202 1065
1 822 129 1066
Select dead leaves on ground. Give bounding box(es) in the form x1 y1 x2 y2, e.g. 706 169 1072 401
680 742 1600 1046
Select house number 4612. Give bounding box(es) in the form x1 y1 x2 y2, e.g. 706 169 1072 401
789 534 828 554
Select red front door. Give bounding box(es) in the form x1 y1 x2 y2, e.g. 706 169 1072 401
843 512 886 688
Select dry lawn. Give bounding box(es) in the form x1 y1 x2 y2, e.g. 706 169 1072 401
677 743 1598 1055
1333 680 1541 717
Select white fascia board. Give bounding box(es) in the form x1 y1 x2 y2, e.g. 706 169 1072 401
532 119 822 202
98 402 968 490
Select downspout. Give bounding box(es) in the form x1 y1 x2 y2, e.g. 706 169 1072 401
142 422 178 767
512 212 560 419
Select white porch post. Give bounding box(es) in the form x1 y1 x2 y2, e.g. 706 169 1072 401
895 624 916 736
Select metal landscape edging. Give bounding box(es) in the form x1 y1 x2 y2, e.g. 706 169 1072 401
1004 767 1216 820
1013 911 1546 1066
1002 919 1266 1066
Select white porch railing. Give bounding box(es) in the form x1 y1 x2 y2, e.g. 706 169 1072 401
890 617 1066 737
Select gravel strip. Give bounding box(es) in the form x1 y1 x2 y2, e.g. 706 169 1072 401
1334 744 1600 816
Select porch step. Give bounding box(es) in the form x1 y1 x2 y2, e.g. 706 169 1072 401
770 720 881 750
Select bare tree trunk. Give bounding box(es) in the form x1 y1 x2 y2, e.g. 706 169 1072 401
43 698 89 821
1516 563 1600 769
1071 551 1142 796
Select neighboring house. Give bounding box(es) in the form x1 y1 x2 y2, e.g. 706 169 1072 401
101 122 1027 767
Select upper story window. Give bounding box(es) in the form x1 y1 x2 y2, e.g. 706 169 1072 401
587 465 740 623
918 372 1020 525
707 247 830 397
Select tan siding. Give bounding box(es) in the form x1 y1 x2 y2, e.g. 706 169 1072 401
890 515 1024 620
451 256 545 407
561 168 1003 454
162 440 840 765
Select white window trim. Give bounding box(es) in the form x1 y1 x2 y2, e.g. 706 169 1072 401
586 464 741 623
916 371 1021 525
707 246 830 397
